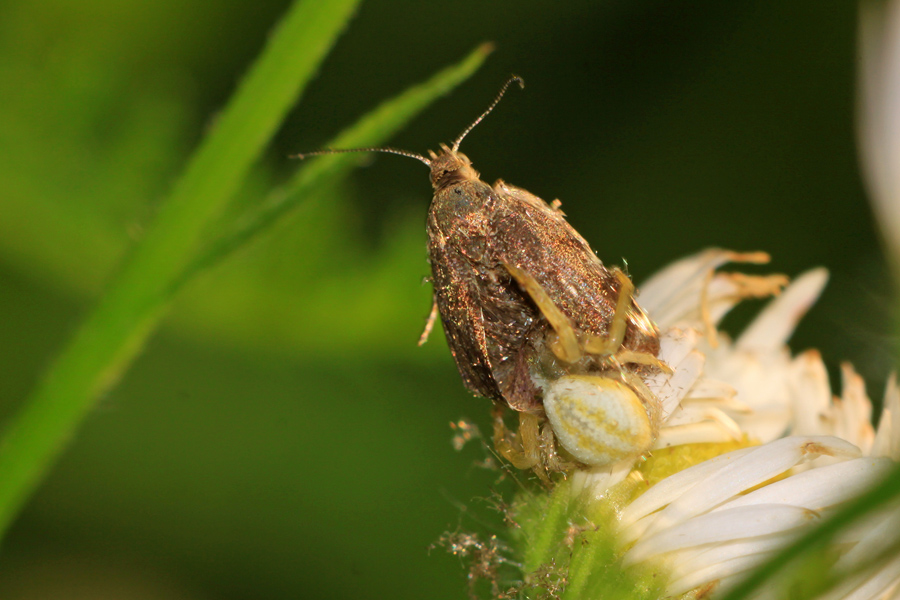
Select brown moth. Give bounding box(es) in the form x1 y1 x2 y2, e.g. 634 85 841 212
298 77 666 477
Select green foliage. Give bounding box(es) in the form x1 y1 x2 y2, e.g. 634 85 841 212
0 0 490 542
171 42 493 357
510 481 667 600
0 1 894 599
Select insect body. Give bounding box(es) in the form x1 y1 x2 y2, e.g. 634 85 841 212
299 77 666 475
426 139 663 473
426 145 660 412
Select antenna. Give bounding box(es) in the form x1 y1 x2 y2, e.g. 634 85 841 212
292 146 431 166
451 75 524 152
292 75 524 164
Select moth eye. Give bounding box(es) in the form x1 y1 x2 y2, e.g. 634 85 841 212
543 375 653 466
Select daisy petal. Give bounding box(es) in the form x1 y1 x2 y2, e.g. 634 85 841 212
620 447 757 529
637 436 860 538
818 555 900 600
648 350 706 419
736 269 829 353
788 350 833 437
666 543 797 597
638 249 739 324
625 504 819 565
873 375 900 460
667 534 797 580
715 457 892 512
654 421 742 447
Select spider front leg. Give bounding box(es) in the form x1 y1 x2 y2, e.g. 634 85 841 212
504 263 649 364
581 268 669 371
582 268 633 355
503 263 582 364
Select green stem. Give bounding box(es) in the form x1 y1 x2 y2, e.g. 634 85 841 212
524 482 573 573
563 532 599 600
0 0 360 539
176 42 494 290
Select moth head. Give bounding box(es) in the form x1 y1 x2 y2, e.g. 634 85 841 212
427 144 480 190
427 75 523 190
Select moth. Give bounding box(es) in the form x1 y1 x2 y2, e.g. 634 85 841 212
299 77 667 477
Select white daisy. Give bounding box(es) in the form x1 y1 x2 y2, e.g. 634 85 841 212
515 249 899 600
498 1 900 594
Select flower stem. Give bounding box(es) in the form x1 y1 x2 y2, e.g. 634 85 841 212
524 482 574 572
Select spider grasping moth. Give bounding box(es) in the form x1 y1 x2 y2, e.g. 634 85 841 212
298 77 668 479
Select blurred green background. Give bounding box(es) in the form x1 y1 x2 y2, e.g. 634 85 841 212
0 0 890 598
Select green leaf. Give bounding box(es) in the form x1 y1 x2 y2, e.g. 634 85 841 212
177 41 494 290
0 0 361 540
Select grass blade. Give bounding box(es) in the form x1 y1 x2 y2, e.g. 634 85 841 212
177 42 494 287
0 0 361 539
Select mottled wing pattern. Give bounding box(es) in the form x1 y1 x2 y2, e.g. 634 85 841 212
426 212 502 402
490 181 659 354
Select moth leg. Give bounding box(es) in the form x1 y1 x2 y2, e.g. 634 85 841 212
503 262 582 364
417 298 439 347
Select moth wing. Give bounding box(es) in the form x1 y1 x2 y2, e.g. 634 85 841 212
492 181 659 354
491 182 619 328
427 221 502 402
